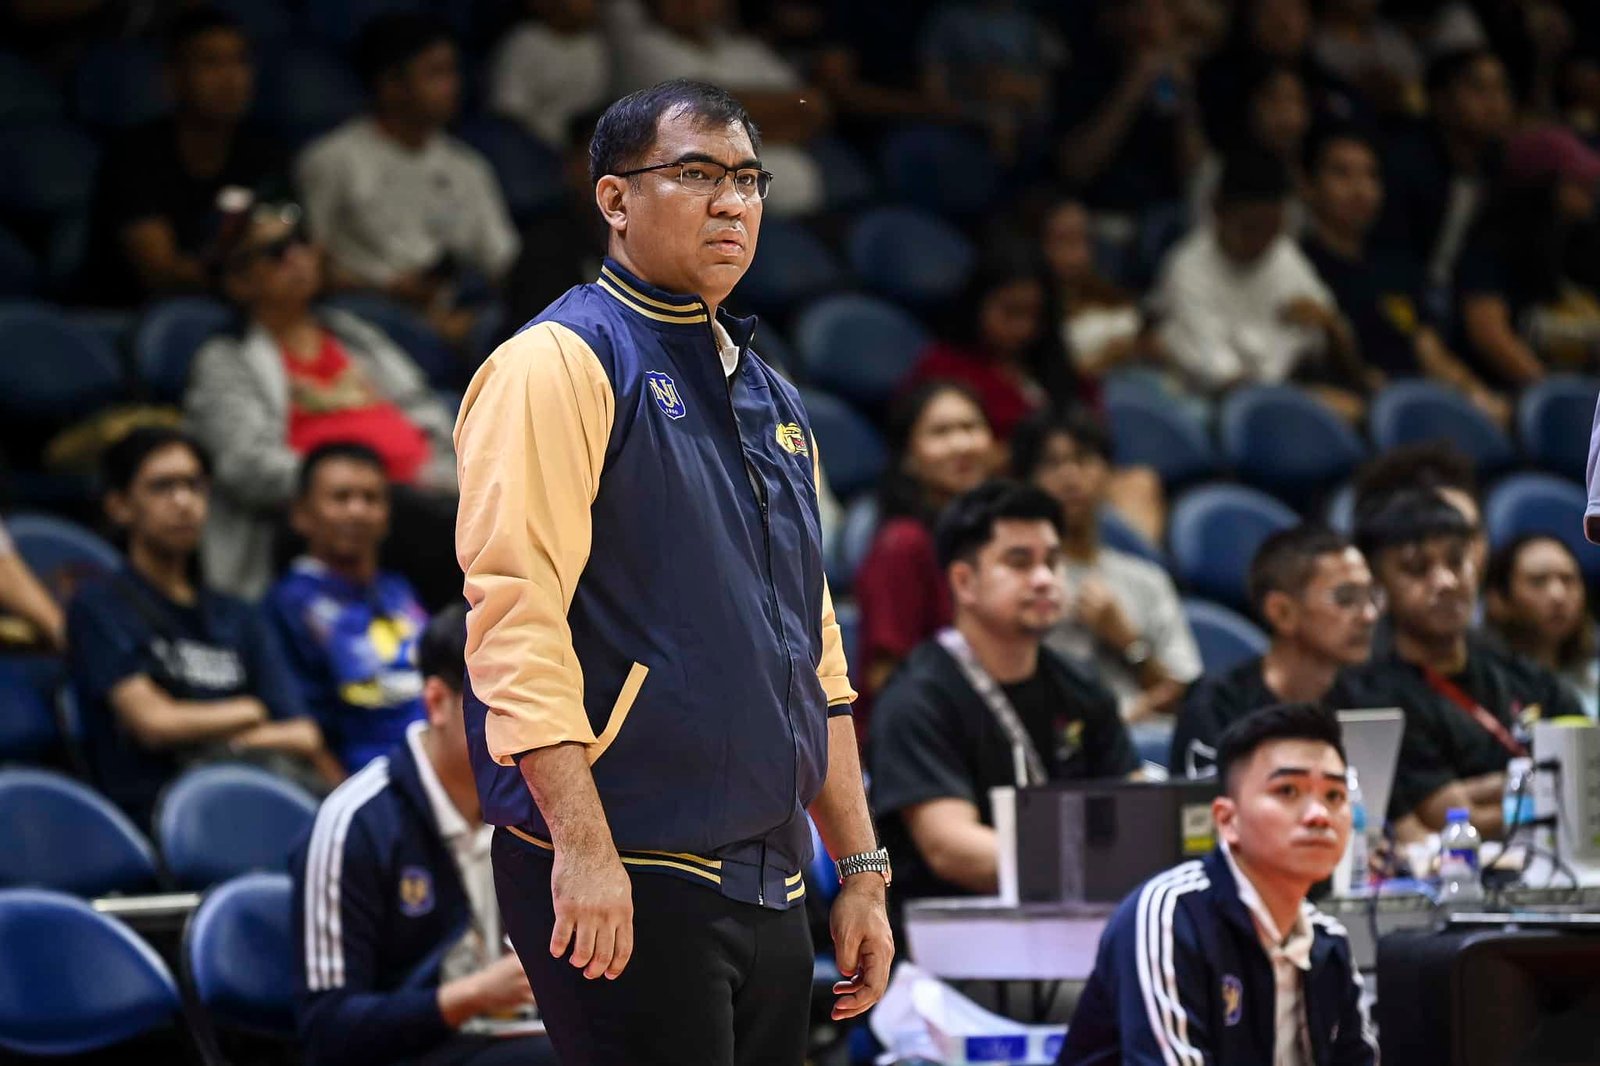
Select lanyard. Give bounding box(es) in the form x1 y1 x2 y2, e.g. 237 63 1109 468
1420 666 1529 758
937 628 1049 788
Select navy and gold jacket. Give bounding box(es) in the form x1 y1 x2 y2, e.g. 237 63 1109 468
454 259 855 910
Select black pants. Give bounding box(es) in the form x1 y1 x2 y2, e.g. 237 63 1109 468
493 829 814 1066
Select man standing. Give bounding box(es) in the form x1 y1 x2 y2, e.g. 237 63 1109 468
1173 524 1380 778
454 81 891 1066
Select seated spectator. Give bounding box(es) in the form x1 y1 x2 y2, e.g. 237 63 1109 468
84 7 284 305
185 193 458 603
65 428 341 827
1040 196 1157 382
853 382 994 728
1456 126 1600 387
1154 150 1372 419
1350 441 1486 574
1172 525 1379 778
1015 412 1200 728
1059 703 1376 1066
1349 490 1583 841
0 516 65 651
1189 63 1313 230
488 0 607 150
292 605 556 1066
1484 534 1599 719
606 0 831 217
502 109 608 322
266 444 429 773
870 481 1139 910
1312 0 1425 116
1302 125 1511 426
296 13 520 337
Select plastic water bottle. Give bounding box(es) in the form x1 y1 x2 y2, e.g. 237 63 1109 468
1502 756 1534 834
1438 807 1483 904
1347 768 1370 890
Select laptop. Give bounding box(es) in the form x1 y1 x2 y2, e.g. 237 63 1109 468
1336 707 1405 826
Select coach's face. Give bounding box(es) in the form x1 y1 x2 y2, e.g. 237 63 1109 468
597 107 760 310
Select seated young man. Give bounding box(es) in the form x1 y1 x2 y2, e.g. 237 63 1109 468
67 428 342 827
1173 525 1380 777
1350 489 1583 841
293 605 557 1066
869 481 1139 910
1059 704 1377 1066
266 443 430 771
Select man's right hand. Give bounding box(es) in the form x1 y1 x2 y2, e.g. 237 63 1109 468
549 842 634 981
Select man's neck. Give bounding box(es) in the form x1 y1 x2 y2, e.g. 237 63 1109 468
1231 846 1309 945
129 541 196 605
1260 640 1341 703
1394 629 1470 674
422 729 482 824
606 246 718 319
173 116 233 176
955 615 1039 685
373 111 434 152
1309 217 1364 260
1060 521 1099 564
311 550 379 586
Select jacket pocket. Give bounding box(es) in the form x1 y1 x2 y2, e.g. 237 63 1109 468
587 662 649 764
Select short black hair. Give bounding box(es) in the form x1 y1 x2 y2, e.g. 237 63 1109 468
934 479 1063 570
588 79 762 186
296 441 388 498
101 427 210 495
354 11 453 91
1354 488 1474 562
166 6 245 59
1426 46 1500 99
1217 148 1291 207
1216 702 1347 795
1247 524 1354 619
418 603 468 692
1303 121 1378 176
1351 442 1478 522
1010 408 1112 481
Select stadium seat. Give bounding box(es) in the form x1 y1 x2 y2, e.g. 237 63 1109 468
794 293 929 410
0 120 100 222
0 656 63 763
1369 380 1516 474
800 389 887 500
72 41 167 131
1169 484 1298 609
1105 391 1219 491
807 136 876 210
8 513 123 604
879 124 999 217
257 45 363 146
1100 508 1164 567
1324 481 1356 534
1484 473 1600 586
0 304 125 423
1219 385 1368 505
0 768 160 896
0 51 62 123
323 293 460 390
133 297 237 403
754 325 798 379
156 764 318 890
846 206 975 307
455 112 565 223
826 493 879 594
0 224 38 297
0 888 184 1056
1518 374 1599 483
183 872 297 1053
735 218 845 315
1183 598 1270 675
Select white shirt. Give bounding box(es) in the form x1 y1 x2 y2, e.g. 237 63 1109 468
1154 226 1335 395
296 118 521 287
488 23 609 148
405 721 498 983
1222 843 1315 1066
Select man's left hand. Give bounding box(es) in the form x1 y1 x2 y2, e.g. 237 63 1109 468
828 875 895 1021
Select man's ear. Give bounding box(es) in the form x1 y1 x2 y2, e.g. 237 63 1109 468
1212 794 1241 849
595 175 628 237
104 490 133 530
422 675 450 729
948 559 975 606
1483 588 1508 623
1262 589 1297 637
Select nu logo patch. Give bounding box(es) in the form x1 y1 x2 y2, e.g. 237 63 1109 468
646 371 686 420
1221 974 1244 1026
398 866 434 917
775 423 809 457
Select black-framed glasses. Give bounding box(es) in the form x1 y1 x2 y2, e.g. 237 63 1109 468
228 225 309 271
612 158 774 201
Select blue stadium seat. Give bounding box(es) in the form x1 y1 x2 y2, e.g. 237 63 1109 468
1484 473 1600 586
1105 391 1219 490
806 816 840 905
800 389 887 500
134 297 238 403
455 112 565 223
754 325 798 379
826 493 879 594
72 41 167 131
8 513 123 604
0 768 160 896
1369 380 1516 474
0 120 100 221
157 765 318 890
847 206 975 307
1183 598 1270 675
807 136 876 210
1518 374 1599 483
257 45 363 146
184 872 297 1048
879 125 998 217
0 888 184 1056
1099 508 1164 568
0 656 62 763
1169 484 1299 609
0 51 62 123
735 218 845 315
1220 385 1368 505
1324 481 1356 534
0 304 124 423
322 293 460 390
794 294 929 410
0 224 38 297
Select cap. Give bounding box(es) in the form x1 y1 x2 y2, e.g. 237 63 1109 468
1504 126 1600 187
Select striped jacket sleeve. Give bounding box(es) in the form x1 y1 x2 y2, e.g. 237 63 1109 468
811 439 857 712
454 322 617 764
292 764 450 1065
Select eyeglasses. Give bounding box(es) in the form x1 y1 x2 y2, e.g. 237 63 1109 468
1321 584 1386 612
228 227 309 271
612 158 774 201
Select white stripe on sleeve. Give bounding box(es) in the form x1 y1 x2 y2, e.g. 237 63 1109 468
303 758 390 992
1135 863 1209 1066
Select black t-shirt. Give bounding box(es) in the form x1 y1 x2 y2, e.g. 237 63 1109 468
868 639 1140 904
1345 636 1583 821
1053 51 1187 212
1301 232 1430 376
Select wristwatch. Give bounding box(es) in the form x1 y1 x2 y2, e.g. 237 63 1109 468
835 848 893 888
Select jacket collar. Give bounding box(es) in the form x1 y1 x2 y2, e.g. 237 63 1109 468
594 257 758 346
1204 846 1343 970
